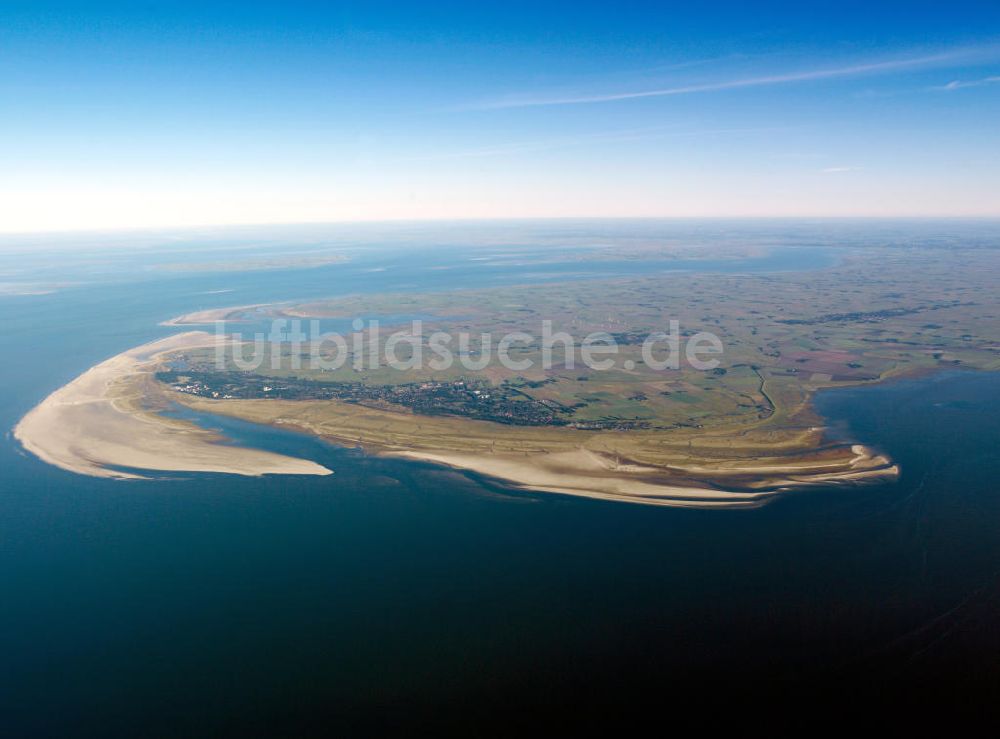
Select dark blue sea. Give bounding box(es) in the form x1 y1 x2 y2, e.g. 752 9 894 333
2 221 999 733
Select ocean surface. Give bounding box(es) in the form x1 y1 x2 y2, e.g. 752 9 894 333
2 221 999 732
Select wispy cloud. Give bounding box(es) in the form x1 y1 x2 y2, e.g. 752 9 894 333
470 46 998 110
820 166 864 174
934 75 1000 91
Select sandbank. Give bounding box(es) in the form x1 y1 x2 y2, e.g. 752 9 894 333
14 332 332 479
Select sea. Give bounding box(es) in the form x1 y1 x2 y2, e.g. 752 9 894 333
1 220 999 733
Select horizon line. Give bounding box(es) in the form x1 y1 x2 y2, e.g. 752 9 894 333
4 213 1000 238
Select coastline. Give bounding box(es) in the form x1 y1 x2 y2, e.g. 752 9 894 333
13 332 333 479
170 392 899 509
384 445 898 509
13 322 905 505
13 332 898 504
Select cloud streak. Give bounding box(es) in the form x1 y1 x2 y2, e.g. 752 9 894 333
935 75 1000 90
472 47 998 110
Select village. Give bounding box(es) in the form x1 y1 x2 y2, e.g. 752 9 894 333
155 369 651 430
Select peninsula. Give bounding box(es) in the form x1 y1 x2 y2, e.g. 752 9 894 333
16 242 1000 506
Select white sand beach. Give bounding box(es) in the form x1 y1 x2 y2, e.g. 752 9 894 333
14 332 332 479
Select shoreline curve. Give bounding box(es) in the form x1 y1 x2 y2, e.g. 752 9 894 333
13 332 333 479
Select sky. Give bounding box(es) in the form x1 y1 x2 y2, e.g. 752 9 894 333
1 0 999 232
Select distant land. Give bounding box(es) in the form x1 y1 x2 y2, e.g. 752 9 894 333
17 236 1000 507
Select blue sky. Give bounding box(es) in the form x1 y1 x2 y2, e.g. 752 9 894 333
1 1 999 230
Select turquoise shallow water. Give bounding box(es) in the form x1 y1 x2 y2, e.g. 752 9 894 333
2 223 999 732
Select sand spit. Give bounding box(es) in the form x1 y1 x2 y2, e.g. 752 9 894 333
160 304 266 326
386 445 898 509
13 332 332 479
169 393 899 509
